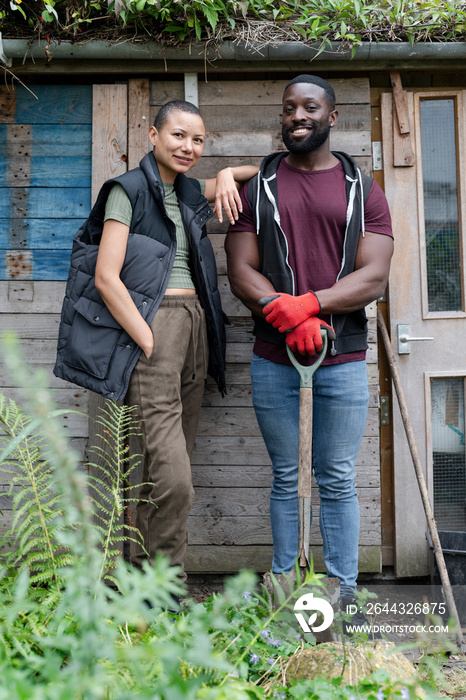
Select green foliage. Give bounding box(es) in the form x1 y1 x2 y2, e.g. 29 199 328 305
86 401 149 586
2 0 466 50
0 394 77 593
0 332 454 698
0 386 147 592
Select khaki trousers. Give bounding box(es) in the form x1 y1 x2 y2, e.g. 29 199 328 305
125 296 208 581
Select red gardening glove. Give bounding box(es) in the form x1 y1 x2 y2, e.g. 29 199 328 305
259 291 321 333
286 316 336 356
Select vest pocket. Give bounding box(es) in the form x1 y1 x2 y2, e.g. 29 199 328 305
65 298 122 379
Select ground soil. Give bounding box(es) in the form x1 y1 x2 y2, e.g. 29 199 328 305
185 569 466 698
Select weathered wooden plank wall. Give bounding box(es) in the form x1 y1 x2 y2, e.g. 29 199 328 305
0 84 92 431
0 84 93 547
0 85 92 280
0 77 381 574
147 77 381 573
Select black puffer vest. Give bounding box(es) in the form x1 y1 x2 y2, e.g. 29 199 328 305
247 151 373 356
54 151 226 399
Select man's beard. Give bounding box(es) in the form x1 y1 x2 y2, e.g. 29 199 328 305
282 121 331 154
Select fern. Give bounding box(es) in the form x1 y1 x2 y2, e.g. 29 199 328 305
86 400 148 585
0 333 154 674
0 394 149 593
0 394 76 593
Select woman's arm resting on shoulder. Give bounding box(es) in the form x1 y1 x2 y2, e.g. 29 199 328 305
317 231 394 314
225 229 275 316
95 219 154 358
204 166 259 225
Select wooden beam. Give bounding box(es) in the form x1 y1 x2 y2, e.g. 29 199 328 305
89 84 129 556
389 71 415 166
128 78 150 171
92 84 128 198
184 544 381 574
0 87 16 123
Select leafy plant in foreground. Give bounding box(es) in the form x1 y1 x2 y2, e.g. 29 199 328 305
86 400 148 586
0 393 77 596
0 332 449 699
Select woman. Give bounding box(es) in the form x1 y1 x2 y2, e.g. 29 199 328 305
54 99 258 589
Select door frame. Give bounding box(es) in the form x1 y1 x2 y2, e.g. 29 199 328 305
381 88 466 576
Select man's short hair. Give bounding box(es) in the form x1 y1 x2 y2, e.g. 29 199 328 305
284 75 336 110
154 100 203 130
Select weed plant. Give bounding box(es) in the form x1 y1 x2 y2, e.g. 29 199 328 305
0 332 445 698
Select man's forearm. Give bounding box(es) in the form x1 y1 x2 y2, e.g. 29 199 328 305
317 270 388 314
317 233 393 314
228 264 275 316
226 229 276 315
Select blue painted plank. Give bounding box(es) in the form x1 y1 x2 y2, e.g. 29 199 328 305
0 156 91 187
0 84 93 281
0 188 91 218
0 125 92 157
14 85 92 125
0 218 85 249
0 124 92 156
32 250 72 280
0 250 72 281
31 156 91 187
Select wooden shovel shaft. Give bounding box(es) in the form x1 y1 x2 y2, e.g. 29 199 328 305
298 386 313 567
286 331 328 572
298 497 311 567
298 386 313 498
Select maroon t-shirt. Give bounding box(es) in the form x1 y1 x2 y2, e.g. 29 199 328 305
230 158 393 366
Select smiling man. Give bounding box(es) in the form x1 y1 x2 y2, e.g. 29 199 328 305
225 75 394 634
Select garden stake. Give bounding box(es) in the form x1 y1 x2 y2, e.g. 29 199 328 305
286 329 328 574
377 309 464 650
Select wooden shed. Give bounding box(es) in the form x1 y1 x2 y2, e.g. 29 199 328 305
1 39 465 579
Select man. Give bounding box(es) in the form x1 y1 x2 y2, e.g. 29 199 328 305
225 75 393 619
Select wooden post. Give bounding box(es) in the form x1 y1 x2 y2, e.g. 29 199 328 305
128 79 150 171
389 71 415 167
88 84 128 558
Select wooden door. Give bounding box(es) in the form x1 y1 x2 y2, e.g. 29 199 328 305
381 91 466 577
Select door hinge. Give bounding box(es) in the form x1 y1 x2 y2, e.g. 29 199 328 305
184 73 199 107
372 142 383 171
380 396 390 426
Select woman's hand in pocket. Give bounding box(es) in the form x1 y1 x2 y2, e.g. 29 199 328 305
141 327 154 360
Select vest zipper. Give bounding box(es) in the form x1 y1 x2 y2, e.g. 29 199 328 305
330 174 358 356
262 175 295 295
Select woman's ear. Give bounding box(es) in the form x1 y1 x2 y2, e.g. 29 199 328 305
148 125 158 147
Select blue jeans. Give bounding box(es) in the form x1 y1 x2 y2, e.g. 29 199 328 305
251 354 369 595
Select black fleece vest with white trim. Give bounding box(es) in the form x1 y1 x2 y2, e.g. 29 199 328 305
247 151 373 357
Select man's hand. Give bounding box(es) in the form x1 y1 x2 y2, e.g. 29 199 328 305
286 317 336 356
259 291 321 332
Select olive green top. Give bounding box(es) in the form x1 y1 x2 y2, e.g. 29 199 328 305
104 179 206 290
